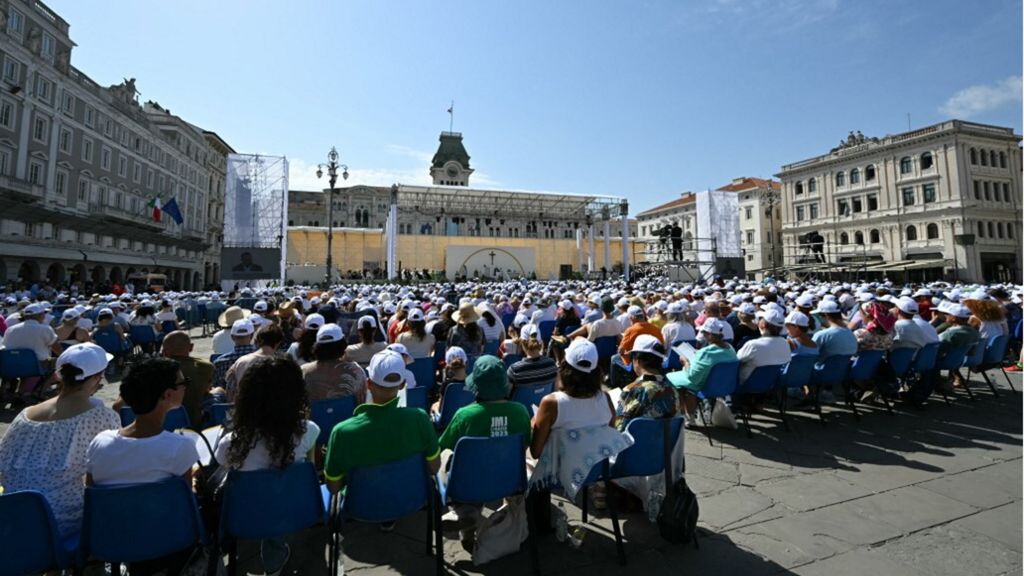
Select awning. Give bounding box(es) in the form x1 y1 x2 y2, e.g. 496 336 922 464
866 259 948 271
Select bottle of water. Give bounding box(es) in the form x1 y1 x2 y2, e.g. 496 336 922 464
647 490 664 523
569 525 587 549
554 502 569 543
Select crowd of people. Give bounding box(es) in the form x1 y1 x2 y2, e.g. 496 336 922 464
0 274 1021 573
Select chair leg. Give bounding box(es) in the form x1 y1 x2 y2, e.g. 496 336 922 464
425 491 435 556
1001 368 1017 392
778 389 791 432
525 494 541 576
981 371 1000 397
702 400 715 446
813 384 826 426
844 380 860 422
228 538 238 576
434 491 444 575
741 402 753 438
607 483 626 566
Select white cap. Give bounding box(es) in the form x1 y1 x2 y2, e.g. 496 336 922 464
407 308 424 322
316 323 345 344
386 343 412 359
97 307 114 317
795 294 815 308
304 313 326 329
368 351 407 387
61 308 81 321
816 300 841 314
230 319 255 337
56 342 113 380
23 303 45 315
700 318 728 336
357 315 378 329
857 292 875 303
627 305 645 318
756 308 786 327
894 297 918 314
737 302 757 315
565 339 599 373
629 334 667 359
519 323 540 340
785 311 810 327
559 299 574 310
949 304 972 318
666 302 684 315
445 346 468 365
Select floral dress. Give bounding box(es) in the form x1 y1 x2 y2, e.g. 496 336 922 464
617 373 680 431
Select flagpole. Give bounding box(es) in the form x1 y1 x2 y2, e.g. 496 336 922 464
448 100 454 132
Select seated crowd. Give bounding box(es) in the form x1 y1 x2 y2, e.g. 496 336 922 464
0 277 1020 573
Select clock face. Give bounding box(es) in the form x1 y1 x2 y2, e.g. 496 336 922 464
446 165 459 178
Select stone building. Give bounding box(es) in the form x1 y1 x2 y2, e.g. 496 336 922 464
722 177 783 280
778 121 1022 283
0 0 232 291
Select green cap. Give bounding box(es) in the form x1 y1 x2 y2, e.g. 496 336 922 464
465 355 509 401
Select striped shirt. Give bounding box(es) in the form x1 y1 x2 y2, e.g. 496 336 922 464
506 356 558 388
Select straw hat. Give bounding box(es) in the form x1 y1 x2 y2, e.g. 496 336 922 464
452 302 480 325
217 305 251 329
275 300 298 320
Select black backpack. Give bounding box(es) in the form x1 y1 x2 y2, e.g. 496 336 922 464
656 419 700 547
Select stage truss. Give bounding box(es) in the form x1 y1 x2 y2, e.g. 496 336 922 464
224 153 289 282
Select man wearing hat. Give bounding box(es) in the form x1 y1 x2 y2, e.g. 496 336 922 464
668 319 738 421
2 302 61 401
324 351 440 495
213 319 258 400
811 300 858 360
891 297 926 350
212 306 252 356
736 308 791 384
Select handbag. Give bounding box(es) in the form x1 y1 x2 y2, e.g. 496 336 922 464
656 419 700 547
710 398 738 429
472 496 529 566
186 429 230 576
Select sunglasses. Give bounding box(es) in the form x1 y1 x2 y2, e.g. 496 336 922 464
174 376 192 389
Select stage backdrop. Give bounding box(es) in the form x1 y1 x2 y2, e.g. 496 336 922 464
445 246 537 280
696 189 742 279
221 247 282 280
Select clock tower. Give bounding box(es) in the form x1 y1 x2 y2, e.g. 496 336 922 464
430 131 473 186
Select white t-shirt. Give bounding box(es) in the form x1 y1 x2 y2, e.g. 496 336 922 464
1 319 57 361
912 316 940 344
588 317 624 341
214 420 320 471
662 321 697 345
736 336 792 383
155 311 178 323
212 329 235 356
87 430 198 486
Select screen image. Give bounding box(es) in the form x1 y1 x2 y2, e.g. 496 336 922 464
221 247 281 280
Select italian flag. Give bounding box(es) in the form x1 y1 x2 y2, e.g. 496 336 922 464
148 196 162 222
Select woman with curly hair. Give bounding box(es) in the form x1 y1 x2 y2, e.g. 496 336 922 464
963 291 1009 340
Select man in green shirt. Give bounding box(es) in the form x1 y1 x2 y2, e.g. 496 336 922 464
160 330 215 427
437 355 531 543
324 351 440 495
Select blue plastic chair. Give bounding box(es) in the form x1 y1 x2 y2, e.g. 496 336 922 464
409 357 436 391
405 386 429 411
435 382 476 430
0 490 75 576
128 324 159 354
509 381 554 416
93 328 129 359
333 453 442 574
208 402 234 427
503 353 524 369
221 462 325 574
664 348 683 371
694 361 739 445
845 350 885 418
733 364 784 436
119 405 192 431
809 354 852 424
80 477 206 571
889 347 917 386
310 396 356 447
484 340 501 356
501 313 516 330
912 342 940 374
433 341 447 369
0 348 42 380
933 345 970 404
440 434 538 573
593 335 620 370
958 341 986 400
538 320 556 344
160 319 178 334
777 354 817 431
977 334 1016 394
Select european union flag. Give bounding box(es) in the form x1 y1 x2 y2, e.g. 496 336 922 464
162 197 184 225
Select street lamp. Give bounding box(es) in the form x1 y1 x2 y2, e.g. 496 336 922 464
316 147 349 286
759 183 781 278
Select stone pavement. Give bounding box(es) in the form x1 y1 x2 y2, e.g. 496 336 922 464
2 328 1021 575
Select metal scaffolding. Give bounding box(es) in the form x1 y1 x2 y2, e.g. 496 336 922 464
224 153 289 283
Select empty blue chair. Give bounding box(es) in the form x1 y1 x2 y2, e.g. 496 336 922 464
538 320 557 344
978 334 1016 394
503 353 524 368
221 462 325 574
694 361 739 445
310 396 356 447
0 348 42 380
440 434 537 573
405 386 429 411
509 381 554 416
409 357 436 391
733 363 784 436
128 324 159 354
80 477 206 571
0 490 75 576
119 405 191 431
777 354 817 431
435 382 476 429
845 350 885 418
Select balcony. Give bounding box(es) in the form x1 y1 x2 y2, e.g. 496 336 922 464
0 175 44 202
89 203 163 232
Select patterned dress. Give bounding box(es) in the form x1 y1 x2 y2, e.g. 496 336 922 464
617 373 679 431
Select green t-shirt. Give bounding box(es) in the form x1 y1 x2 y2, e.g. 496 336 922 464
438 401 532 451
324 396 440 483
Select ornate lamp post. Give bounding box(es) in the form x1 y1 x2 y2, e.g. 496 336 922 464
759 183 781 278
316 147 348 286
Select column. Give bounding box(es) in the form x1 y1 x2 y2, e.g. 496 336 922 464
603 219 611 271
386 184 398 279
587 215 595 273
575 226 583 274
620 200 630 282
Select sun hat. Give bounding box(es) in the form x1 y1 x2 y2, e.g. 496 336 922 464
56 342 113 380
218 305 251 328
565 339 599 373
316 323 344 344
230 319 255 337
367 351 407 388
304 313 326 330
629 334 667 359
452 302 480 325
700 318 728 336
785 311 810 327
465 355 510 401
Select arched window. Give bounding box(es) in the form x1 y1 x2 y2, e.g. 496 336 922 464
865 164 876 181
988 222 995 238
840 232 849 245
854 231 864 245
981 150 988 166
288 220 294 226
978 221 985 237
850 168 860 184
999 151 1007 168
1008 225 1015 239
869 229 880 244
808 178 817 192
997 222 1004 238
969 148 977 164
920 151 933 170
989 150 997 166
835 171 845 186
795 181 804 194
906 225 917 241
926 223 939 239
900 156 912 174
313 220 319 227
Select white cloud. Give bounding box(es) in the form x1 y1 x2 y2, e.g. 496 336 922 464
940 76 1023 119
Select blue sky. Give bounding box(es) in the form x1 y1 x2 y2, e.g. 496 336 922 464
50 0 1022 212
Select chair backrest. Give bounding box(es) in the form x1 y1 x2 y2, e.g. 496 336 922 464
608 417 684 479
538 320 557 343
119 405 191 431
160 320 177 333
780 354 816 389
983 334 1009 365
935 345 970 371
446 435 527 504
812 354 852 385
310 396 356 446
738 364 783 395
848 350 884 381
221 461 324 540
701 361 740 399
1014 319 1023 341
408 357 436 391
502 353 523 368
912 342 940 372
888 347 917 376
962 340 986 368
663 348 683 371
208 402 234 427
93 329 125 356
128 324 157 344
593 335 620 360
509 382 554 416
342 452 431 523
0 490 70 575
205 304 226 324
501 313 516 330
404 385 429 411
484 340 500 356
0 348 42 379
81 477 205 564
437 383 476 428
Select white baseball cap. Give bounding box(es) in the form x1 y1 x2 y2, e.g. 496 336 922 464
357 315 378 330
445 346 468 365
316 323 344 344
253 300 268 312
61 308 81 321
816 300 841 314
895 297 919 314
368 351 407 388
700 318 728 336
56 342 113 380
23 303 45 315
628 334 667 359
304 313 326 329
407 308 424 322
386 343 412 360
565 339 599 373
756 308 786 327
519 323 540 340
949 304 972 318
737 302 757 315
785 311 810 328
627 305 645 318
795 294 815 308
230 319 255 337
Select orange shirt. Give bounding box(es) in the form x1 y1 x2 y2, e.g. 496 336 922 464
618 321 665 358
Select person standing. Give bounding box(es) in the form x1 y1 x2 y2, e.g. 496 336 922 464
670 221 683 261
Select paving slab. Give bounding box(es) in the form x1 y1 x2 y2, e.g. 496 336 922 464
948 501 1023 553
874 522 1023 576
791 548 927 576
916 462 1021 509
845 485 978 534
753 472 875 512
